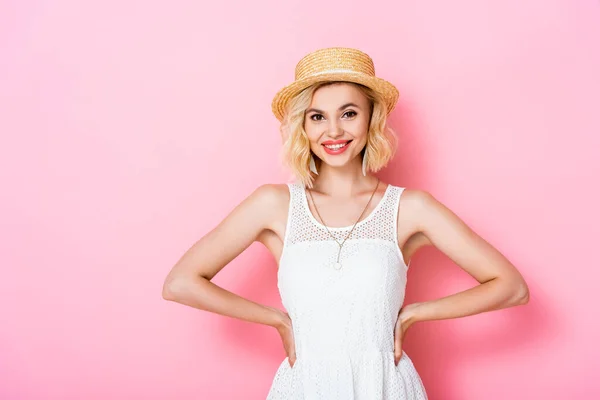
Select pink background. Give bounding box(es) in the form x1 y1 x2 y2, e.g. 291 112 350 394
1 1 599 399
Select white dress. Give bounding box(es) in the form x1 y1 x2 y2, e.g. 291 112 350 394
266 182 428 400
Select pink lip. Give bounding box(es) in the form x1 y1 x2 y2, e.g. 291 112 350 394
322 140 352 155
322 139 351 145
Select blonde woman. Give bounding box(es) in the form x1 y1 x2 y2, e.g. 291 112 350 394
162 47 529 399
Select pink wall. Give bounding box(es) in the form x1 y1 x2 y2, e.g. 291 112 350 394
1 0 599 399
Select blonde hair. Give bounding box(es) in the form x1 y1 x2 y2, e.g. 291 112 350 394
278 81 398 188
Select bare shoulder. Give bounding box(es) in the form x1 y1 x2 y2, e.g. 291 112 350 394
400 187 475 243
396 187 434 218
254 182 290 199
250 182 290 211
395 187 438 249
398 187 433 206
398 187 448 222
249 182 291 230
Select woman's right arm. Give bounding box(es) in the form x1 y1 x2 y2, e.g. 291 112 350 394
161 183 291 331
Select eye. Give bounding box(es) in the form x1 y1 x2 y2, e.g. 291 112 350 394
309 114 324 121
343 110 357 118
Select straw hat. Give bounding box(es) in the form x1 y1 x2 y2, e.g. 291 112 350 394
271 47 399 122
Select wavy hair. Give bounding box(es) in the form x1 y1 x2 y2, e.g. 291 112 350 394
277 81 398 188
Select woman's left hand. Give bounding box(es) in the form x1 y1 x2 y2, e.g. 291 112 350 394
393 302 422 365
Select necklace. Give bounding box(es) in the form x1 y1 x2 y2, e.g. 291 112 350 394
306 178 380 270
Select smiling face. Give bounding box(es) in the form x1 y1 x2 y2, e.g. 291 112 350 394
303 82 372 169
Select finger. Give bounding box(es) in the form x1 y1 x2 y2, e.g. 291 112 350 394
394 346 403 366
287 350 296 367
401 322 411 342
288 343 297 368
394 324 402 354
394 333 403 366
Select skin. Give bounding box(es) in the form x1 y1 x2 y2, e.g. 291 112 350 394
162 82 530 370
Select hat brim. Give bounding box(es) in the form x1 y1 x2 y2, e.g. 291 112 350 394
271 71 399 122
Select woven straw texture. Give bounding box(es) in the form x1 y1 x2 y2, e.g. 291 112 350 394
271 47 399 121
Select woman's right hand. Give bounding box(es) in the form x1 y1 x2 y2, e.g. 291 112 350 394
273 309 296 367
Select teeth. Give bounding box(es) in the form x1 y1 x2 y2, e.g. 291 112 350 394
324 142 348 150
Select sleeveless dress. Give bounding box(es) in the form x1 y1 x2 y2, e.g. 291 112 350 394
266 182 428 400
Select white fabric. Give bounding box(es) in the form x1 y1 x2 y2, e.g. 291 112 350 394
266 182 428 400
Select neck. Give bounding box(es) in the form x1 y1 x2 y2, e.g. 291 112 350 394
311 155 378 197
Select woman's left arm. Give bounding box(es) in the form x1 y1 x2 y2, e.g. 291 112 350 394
402 189 530 326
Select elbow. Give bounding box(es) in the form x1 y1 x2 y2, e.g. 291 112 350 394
162 276 190 301
162 273 208 301
517 289 530 305
162 284 176 301
512 280 530 306
162 281 177 301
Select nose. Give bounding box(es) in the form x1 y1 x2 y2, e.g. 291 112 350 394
326 120 344 138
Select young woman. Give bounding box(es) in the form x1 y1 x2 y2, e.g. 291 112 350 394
162 47 530 399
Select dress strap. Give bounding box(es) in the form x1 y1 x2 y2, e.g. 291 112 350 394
391 186 404 247
390 185 411 268
282 182 295 247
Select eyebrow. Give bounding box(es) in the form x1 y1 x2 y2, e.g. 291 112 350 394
306 102 361 114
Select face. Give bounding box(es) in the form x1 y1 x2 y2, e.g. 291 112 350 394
304 82 371 168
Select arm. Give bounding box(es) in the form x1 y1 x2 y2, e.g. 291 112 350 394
162 183 289 330
401 189 530 326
